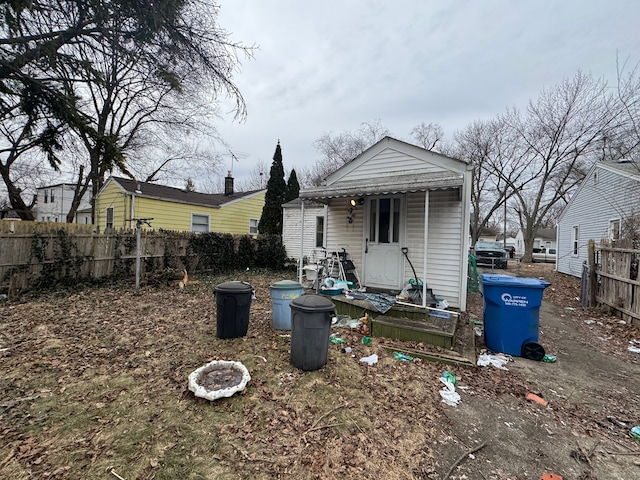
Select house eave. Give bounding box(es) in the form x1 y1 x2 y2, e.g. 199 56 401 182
299 173 464 203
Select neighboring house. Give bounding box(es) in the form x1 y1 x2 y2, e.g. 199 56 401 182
514 228 557 255
34 183 92 223
94 173 266 234
298 136 473 310
557 159 640 278
282 198 327 260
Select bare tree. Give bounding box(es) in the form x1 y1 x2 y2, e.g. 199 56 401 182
235 159 269 191
304 120 390 186
410 122 445 152
504 71 616 261
453 118 529 246
0 0 251 221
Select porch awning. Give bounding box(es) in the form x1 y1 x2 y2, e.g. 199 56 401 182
299 172 464 202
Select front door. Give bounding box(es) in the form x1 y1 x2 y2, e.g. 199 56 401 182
364 196 403 288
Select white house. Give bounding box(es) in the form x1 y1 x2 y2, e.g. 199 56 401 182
281 198 327 260
557 159 640 278
35 183 92 224
298 136 473 311
514 228 557 255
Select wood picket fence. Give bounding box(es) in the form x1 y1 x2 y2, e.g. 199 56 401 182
585 239 640 325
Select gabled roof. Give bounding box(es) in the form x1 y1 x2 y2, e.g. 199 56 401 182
536 228 557 240
300 136 470 202
557 160 640 223
599 159 640 179
105 177 263 208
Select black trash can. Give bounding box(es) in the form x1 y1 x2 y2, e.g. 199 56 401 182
214 281 254 339
290 295 336 371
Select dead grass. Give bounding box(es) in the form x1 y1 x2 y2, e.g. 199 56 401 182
0 270 450 479
2 265 638 479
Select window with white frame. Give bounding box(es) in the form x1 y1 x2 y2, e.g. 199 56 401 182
249 218 259 235
572 226 579 255
609 219 621 241
191 213 209 233
50 190 55 202
106 207 114 230
44 190 48 203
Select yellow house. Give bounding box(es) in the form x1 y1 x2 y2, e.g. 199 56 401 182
95 175 266 234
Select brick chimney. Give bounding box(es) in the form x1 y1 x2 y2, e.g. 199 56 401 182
224 171 234 196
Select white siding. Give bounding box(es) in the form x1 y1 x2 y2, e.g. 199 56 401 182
335 148 448 184
557 165 640 277
282 204 325 259
323 192 464 308
425 190 464 308
325 199 364 270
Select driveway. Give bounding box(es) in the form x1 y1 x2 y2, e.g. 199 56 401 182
434 269 640 479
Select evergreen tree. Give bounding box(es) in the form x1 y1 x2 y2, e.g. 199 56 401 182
284 169 300 203
258 141 287 234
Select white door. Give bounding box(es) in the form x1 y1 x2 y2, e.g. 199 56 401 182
364 197 403 288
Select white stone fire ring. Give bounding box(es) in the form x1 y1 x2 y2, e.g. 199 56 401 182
188 360 251 401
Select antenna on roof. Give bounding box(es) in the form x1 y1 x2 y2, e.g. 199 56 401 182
228 149 239 173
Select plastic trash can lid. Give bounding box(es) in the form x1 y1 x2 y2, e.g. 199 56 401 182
480 274 550 289
270 280 303 290
215 281 253 293
290 294 335 312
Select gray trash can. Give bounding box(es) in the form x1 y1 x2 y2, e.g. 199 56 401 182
214 281 254 339
290 295 336 371
269 280 305 330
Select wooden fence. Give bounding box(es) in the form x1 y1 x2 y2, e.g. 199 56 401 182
0 226 196 297
584 239 640 325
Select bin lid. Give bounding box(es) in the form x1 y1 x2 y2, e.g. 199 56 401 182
290 294 335 312
270 280 303 290
480 274 550 289
215 281 254 293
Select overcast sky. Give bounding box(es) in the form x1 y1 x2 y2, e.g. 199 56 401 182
213 0 639 185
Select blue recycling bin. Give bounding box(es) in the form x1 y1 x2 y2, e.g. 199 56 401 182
269 280 305 330
480 274 550 356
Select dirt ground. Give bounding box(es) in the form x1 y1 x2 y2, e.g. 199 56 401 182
0 262 639 479
443 262 640 479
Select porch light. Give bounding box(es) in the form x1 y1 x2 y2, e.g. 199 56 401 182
350 199 357 207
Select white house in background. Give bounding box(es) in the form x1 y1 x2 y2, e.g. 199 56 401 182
557 159 640 278
281 198 327 260
35 183 92 224
298 136 473 310
514 228 557 255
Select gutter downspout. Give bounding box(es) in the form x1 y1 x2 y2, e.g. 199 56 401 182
422 190 429 308
299 200 305 284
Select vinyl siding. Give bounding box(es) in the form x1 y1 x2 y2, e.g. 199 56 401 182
212 192 266 234
95 181 129 230
557 165 640 277
335 148 449 184
95 181 265 233
426 190 464 308
326 199 364 273
282 203 326 258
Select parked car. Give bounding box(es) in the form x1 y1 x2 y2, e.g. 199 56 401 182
473 240 508 269
532 247 556 263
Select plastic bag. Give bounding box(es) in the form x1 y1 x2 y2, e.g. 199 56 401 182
477 353 509 370
359 354 378 365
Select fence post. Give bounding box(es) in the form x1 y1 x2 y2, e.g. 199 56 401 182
588 239 596 308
